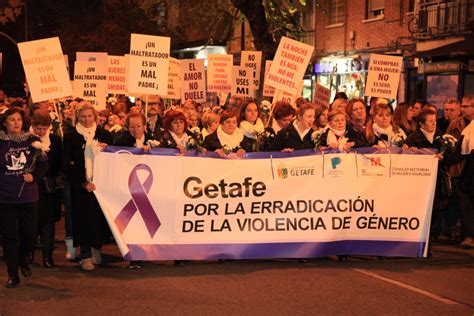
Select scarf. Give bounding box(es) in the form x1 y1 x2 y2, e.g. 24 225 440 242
135 134 145 148
293 120 311 142
169 131 189 148
461 120 474 155
29 126 51 149
327 128 348 150
420 127 435 144
240 118 265 139
216 125 244 149
76 122 98 182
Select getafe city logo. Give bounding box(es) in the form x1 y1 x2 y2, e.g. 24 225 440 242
277 163 288 179
277 163 316 179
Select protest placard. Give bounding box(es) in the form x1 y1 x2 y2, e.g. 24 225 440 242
365 54 403 99
76 52 108 63
107 55 129 94
263 60 275 97
313 83 331 108
17 37 72 102
231 66 255 98
164 57 181 99
273 80 303 106
241 51 262 89
180 59 206 103
207 54 233 93
129 34 170 95
267 37 313 95
73 61 108 109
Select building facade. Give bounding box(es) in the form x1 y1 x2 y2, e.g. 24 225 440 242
308 0 473 106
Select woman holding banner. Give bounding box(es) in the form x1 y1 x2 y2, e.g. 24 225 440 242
365 103 407 148
117 112 154 150
406 108 451 248
160 109 202 153
346 98 369 134
202 110 253 157
393 102 417 137
0 107 48 288
269 103 316 152
319 110 368 150
239 99 265 151
63 102 112 271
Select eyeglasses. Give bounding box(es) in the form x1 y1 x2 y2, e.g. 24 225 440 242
460 105 473 109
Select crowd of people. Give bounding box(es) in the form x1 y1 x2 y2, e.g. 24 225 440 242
0 89 473 288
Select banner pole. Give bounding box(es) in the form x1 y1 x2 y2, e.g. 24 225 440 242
52 99 64 139
145 94 149 118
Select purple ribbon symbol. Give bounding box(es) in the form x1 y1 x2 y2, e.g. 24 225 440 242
115 164 161 238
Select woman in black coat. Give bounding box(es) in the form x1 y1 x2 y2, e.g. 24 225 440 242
63 101 112 271
159 109 204 153
319 110 369 150
30 110 63 268
269 103 316 152
202 109 253 156
116 111 155 149
406 108 449 242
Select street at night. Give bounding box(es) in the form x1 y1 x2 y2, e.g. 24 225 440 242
1 221 474 314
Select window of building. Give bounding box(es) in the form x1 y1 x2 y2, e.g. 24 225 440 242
329 0 345 25
367 0 385 19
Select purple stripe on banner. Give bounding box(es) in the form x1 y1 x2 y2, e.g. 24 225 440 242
104 146 437 159
122 240 427 261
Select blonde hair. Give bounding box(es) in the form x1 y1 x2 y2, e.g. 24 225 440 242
75 101 97 125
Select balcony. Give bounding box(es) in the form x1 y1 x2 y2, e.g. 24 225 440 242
412 1 473 40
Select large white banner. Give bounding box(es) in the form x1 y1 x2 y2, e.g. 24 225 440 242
18 37 72 102
94 149 437 260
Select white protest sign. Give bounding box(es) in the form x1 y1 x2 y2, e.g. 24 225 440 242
180 59 206 103
129 34 170 95
164 57 181 99
273 81 303 105
241 51 262 89
263 60 275 97
17 37 72 102
107 55 129 94
365 54 403 99
64 55 69 74
313 83 331 108
231 66 255 98
76 52 108 63
267 37 313 95
207 54 233 93
73 61 108 110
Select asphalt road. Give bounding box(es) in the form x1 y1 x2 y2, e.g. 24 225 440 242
0 227 473 315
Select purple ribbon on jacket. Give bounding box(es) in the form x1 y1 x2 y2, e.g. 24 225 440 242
115 164 161 238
